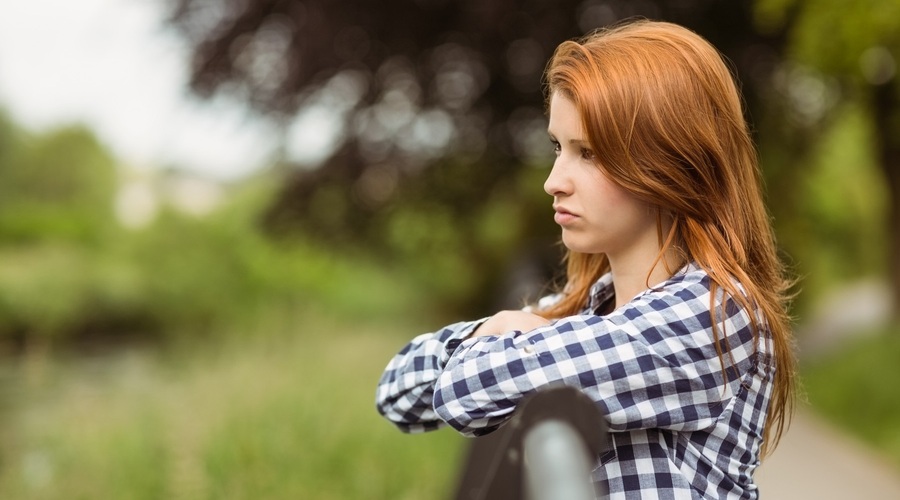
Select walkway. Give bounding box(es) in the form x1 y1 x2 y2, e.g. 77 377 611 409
756 408 900 498
756 280 900 498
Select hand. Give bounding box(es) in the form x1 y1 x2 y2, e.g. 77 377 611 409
471 310 551 338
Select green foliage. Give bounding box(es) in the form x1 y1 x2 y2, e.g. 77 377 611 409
0 114 425 344
752 0 899 316
122 197 425 341
802 324 900 468
767 102 888 309
756 0 900 79
0 120 116 244
0 314 465 499
378 159 559 316
0 245 105 339
801 104 887 273
384 203 476 303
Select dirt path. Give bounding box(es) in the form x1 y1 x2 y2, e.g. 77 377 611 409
756 407 900 498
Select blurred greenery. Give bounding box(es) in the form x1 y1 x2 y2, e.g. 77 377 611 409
765 101 888 307
0 110 435 350
0 116 115 245
754 0 900 314
0 105 472 499
0 313 464 499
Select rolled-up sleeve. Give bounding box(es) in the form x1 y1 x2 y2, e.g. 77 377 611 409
375 318 487 433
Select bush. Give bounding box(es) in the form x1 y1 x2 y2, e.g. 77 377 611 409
0 172 425 347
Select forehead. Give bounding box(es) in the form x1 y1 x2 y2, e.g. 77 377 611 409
547 92 583 136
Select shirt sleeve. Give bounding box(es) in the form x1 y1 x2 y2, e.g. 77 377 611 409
375 318 488 433
432 291 758 437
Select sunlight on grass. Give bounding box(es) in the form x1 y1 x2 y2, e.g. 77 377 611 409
0 313 466 499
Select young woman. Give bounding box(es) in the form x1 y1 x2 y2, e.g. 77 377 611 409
376 20 795 499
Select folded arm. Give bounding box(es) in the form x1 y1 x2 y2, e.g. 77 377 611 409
375 319 486 433
433 294 756 437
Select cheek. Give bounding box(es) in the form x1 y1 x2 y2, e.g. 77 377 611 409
594 177 653 227
588 172 633 210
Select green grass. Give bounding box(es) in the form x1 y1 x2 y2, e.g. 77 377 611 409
802 323 900 468
0 312 466 499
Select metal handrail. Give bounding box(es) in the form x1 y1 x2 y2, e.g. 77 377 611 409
453 385 609 500
523 419 596 500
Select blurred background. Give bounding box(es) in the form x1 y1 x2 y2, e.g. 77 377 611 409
0 0 898 498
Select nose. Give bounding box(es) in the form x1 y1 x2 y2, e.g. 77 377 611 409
543 157 572 198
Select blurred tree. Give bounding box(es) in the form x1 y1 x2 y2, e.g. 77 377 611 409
165 0 786 313
0 112 120 348
0 114 117 244
756 0 900 315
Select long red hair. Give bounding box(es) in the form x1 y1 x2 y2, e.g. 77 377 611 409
539 20 795 455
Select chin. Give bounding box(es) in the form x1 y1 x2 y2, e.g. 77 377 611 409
561 235 603 254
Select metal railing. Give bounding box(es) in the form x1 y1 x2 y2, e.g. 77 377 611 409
453 385 609 500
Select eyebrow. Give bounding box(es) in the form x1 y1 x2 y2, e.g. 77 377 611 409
548 132 590 145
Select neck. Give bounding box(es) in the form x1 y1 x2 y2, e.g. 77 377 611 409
607 239 683 310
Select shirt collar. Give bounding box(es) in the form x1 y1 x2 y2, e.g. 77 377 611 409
588 272 615 314
587 261 699 314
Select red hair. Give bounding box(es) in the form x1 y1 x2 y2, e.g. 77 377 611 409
540 20 795 455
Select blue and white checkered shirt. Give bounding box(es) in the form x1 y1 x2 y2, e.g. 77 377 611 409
376 263 774 499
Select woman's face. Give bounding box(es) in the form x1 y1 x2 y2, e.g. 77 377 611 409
544 93 657 259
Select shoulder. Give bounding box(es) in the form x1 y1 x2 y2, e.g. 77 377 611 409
600 263 742 343
612 262 713 320
603 263 762 360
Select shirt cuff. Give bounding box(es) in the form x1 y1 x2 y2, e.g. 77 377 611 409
441 317 488 364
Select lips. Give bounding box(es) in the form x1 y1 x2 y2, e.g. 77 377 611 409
553 205 578 226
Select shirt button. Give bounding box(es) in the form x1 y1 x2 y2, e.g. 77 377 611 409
523 345 534 354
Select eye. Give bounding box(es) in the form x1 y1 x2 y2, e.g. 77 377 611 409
550 140 561 156
580 147 595 160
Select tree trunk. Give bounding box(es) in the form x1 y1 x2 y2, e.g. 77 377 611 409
873 81 900 319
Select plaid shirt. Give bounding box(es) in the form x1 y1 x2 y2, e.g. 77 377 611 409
376 263 774 499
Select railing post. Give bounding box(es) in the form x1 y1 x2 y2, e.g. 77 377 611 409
453 385 608 500
523 419 596 500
